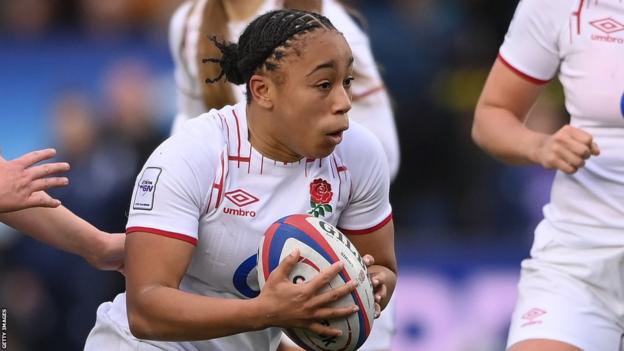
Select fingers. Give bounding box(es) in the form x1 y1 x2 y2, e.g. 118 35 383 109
307 261 344 291
27 162 70 180
542 125 600 173
29 176 69 192
24 192 62 208
307 321 344 337
311 304 359 321
272 249 300 280
16 148 57 168
362 254 375 267
374 303 381 319
311 279 358 306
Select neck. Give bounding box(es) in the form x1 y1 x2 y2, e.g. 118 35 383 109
246 104 302 163
222 0 268 22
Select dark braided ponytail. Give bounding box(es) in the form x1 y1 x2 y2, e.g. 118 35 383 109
203 9 337 102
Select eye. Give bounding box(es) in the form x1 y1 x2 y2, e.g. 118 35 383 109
317 81 332 90
343 76 354 88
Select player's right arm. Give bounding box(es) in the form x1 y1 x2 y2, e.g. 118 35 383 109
126 234 359 340
472 0 599 174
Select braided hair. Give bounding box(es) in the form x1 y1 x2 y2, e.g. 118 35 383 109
202 9 338 102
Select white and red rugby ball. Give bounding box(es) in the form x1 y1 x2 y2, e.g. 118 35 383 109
257 214 375 351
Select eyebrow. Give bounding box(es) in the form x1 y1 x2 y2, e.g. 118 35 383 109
306 56 354 77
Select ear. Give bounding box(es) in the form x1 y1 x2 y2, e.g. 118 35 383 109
248 74 274 109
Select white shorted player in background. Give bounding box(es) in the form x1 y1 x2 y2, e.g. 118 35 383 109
472 0 624 350
84 9 397 351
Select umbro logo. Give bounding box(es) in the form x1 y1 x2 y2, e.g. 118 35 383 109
590 18 624 34
223 189 259 217
590 18 624 45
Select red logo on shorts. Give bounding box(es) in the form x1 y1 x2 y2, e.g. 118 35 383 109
521 307 547 327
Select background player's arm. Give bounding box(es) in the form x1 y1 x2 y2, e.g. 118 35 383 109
0 205 125 271
349 219 397 315
0 148 70 212
125 232 359 341
472 59 599 173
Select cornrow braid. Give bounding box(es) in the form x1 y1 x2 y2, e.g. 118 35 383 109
203 9 337 93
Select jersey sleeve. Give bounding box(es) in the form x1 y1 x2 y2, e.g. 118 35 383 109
126 116 222 245
336 122 392 235
499 0 570 83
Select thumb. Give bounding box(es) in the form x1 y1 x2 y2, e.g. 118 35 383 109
590 142 600 156
271 248 300 280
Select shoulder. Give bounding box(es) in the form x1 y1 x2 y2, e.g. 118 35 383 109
510 0 577 27
158 107 230 171
334 121 386 170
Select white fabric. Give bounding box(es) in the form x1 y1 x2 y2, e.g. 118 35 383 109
501 0 624 348
86 103 392 351
168 0 400 180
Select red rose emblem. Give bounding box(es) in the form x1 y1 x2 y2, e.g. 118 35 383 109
310 178 333 205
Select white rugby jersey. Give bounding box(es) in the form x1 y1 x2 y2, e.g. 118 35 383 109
103 102 392 351
168 0 400 179
499 0 624 231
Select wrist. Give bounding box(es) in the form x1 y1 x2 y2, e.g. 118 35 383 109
246 296 273 330
525 132 548 165
84 230 108 268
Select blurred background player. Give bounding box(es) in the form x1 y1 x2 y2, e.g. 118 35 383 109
168 1 399 349
472 0 624 350
84 9 397 351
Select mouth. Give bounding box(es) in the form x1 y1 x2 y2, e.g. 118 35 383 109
325 129 346 145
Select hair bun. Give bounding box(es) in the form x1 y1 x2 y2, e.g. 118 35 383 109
204 36 246 85
217 42 245 85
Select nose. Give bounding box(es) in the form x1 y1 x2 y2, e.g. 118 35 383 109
332 85 352 116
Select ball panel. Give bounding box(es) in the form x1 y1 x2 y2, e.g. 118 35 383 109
257 214 375 351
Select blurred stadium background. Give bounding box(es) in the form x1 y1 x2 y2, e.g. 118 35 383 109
0 1 568 350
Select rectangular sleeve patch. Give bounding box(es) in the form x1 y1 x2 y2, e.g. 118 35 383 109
133 167 162 210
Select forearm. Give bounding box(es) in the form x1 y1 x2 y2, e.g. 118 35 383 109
472 104 547 165
128 286 267 341
0 205 105 262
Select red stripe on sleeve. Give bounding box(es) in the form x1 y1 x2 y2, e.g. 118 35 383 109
126 226 198 246
497 54 550 85
338 213 393 236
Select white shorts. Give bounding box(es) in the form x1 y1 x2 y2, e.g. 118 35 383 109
507 220 624 350
281 296 396 350
84 301 177 351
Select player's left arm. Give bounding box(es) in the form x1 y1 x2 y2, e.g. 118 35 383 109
348 220 396 316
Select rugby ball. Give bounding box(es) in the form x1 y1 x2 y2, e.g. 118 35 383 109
257 214 375 351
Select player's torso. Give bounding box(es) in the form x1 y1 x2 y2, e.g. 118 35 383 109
544 0 624 230
182 107 352 299
557 0 624 127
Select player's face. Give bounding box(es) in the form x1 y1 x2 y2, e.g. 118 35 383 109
270 30 353 159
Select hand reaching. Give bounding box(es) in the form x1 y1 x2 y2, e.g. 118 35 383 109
0 149 70 213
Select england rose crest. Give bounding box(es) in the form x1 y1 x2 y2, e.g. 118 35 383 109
308 178 333 217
